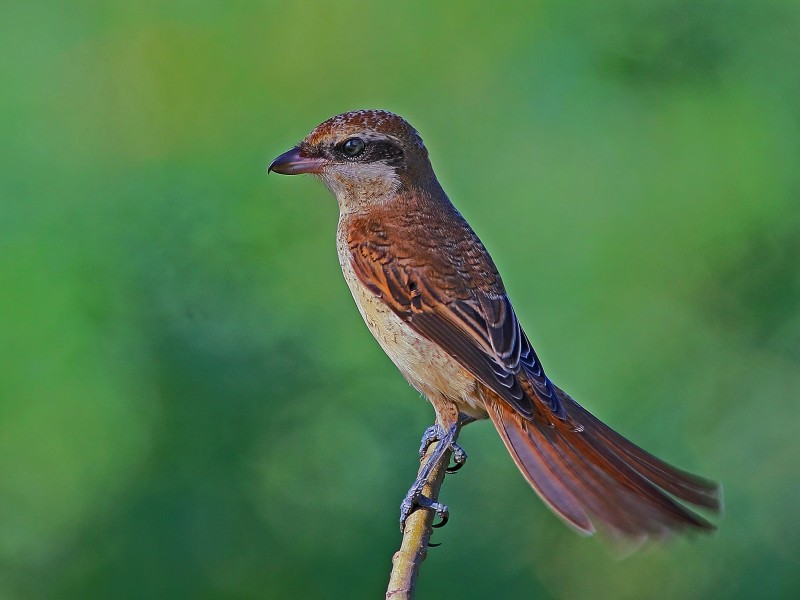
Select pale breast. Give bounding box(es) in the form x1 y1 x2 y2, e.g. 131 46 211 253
336 223 487 420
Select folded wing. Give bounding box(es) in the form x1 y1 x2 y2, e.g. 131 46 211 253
347 225 721 538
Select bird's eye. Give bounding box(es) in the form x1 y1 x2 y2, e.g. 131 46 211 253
340 137 366 158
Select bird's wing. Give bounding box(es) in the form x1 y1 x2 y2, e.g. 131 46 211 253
347 223 721 538
347 229 566 422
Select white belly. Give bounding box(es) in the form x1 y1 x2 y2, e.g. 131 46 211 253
336 227 487 420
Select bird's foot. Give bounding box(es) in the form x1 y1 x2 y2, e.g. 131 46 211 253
418 423 468 474
400 488 449 532
400 422 464 531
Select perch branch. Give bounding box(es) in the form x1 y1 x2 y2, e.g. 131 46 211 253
386 422 463 600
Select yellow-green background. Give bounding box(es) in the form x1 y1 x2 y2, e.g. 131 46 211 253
2 1 798 598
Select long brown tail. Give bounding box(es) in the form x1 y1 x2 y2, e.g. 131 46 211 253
485 386 721 539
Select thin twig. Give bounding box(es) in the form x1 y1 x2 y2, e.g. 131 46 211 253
386 423 462 600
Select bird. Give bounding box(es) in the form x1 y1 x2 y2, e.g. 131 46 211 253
268 109 721 540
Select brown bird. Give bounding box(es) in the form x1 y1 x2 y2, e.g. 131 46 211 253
269 109 721 539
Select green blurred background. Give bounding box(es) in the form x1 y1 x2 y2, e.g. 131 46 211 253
2 1 799 598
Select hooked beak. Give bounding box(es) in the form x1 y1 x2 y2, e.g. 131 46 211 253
268 146 326 175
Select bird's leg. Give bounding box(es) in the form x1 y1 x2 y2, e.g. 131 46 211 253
400 423 454 531
400 418 471 532
418 421 469 474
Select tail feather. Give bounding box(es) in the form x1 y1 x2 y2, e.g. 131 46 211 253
492 403 595 534
512 411 648 536
485 390 721 539
532 415 693 536
558 387 720 511
564 414 715 533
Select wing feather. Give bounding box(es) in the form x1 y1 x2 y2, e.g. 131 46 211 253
348 234 564 421
345 216 720 538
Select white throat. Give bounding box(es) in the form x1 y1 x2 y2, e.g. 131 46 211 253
319 162 401 214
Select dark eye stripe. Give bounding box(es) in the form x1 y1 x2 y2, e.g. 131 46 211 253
365 140 403 165
333 137 404 165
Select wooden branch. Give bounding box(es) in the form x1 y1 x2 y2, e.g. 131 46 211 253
386 423 462 600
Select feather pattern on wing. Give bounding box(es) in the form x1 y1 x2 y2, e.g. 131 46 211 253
343 193 720 537
346 199 565 422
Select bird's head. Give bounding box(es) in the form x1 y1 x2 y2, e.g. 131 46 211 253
269 110 438 210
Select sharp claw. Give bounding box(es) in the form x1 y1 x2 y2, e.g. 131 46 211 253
431 504 449 528
445 463 463 474
399 494 451 532
445 445 468 473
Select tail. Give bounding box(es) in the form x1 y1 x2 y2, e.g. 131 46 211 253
485 386 721 539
